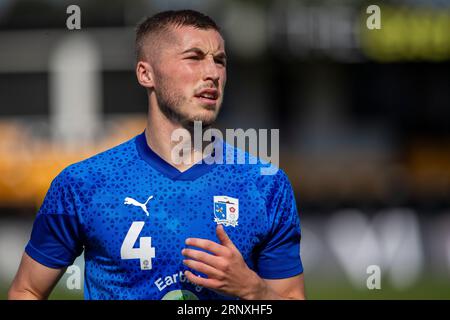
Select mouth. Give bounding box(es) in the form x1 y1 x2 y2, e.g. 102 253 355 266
195 89 219 106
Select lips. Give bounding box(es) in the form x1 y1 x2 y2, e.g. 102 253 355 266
195 88 219 101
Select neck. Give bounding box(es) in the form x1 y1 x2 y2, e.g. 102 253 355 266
145 94 204 172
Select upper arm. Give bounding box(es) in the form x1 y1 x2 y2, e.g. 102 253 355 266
264 273 306 300
9 170 84 299
8 252 66 300
256 171 304 279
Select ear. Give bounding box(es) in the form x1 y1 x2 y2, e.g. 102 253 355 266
136 61 155 88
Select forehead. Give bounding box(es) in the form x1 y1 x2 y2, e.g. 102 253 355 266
170 26 225 53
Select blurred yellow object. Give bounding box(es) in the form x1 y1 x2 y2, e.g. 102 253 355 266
406 140 450 197
0 116 146 208
360 6 450 62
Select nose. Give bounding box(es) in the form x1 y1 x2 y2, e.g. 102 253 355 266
202 55 220 85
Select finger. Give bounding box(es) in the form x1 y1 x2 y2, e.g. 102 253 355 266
181 248 224 269
184 270 222 290
185 238 228 256
183 259 225 280
216 224 235 249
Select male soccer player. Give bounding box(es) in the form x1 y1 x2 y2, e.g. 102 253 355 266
8 10 305 300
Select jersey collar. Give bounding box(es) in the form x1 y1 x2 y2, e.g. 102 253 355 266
135 131 219 181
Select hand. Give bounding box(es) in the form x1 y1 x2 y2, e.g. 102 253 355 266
181 224 265 299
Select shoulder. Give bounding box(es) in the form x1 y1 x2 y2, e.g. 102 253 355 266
220 141 291 193
54 135 140 185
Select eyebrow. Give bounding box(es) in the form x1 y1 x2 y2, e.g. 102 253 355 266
181 47 227 60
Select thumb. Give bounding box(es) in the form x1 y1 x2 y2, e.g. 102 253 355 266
216 224 235 248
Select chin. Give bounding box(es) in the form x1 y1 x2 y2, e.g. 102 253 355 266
194 108 219 123
182 113 217 129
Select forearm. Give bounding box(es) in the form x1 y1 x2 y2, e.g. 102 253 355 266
240 271 305 300
8 253 65 300
246 282 305 300
7 284 46 300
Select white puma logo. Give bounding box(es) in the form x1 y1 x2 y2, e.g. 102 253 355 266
124 195 154 216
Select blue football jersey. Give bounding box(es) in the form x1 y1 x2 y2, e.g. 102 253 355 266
25 131 303 300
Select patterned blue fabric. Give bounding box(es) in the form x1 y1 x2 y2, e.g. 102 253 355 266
25 131 303 300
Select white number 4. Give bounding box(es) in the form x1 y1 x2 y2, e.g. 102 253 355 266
120 222 155 270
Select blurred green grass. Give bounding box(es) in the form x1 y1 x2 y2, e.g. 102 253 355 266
2 276 449 299
304 276 450 300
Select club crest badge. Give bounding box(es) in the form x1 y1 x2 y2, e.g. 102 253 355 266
213 196 239 227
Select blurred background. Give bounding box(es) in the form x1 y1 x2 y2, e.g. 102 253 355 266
0 0 449 299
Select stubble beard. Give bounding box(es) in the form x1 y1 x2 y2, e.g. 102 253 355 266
154 75 221 133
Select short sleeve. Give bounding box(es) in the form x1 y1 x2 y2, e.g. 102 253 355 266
256 171 303 279
25 169 84 269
